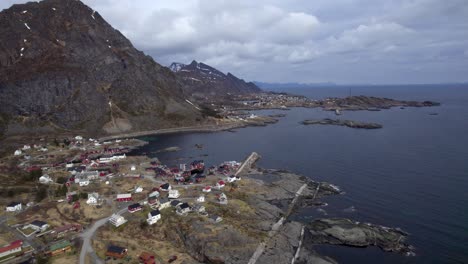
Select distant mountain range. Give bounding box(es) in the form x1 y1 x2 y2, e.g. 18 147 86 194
170 61 261 97
254 81 337 89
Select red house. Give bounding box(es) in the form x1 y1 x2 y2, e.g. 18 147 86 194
128 203 142 213
116 193 132 202
139 252 156 264
0 240 22 258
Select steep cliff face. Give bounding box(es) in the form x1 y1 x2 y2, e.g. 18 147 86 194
169 60 261 97
0 0 202 137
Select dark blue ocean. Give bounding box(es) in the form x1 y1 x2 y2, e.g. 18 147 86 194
131 84 468 264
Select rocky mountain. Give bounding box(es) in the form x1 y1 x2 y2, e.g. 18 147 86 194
169 60 261 97
0 0 203 137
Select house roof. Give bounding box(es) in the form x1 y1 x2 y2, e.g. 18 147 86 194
149 210 160 216
0 240 22 254
49 240 71 252
107 245 127 254
179 203 190 209
160 183 170 189
170 200 181 206
7 202 21 207
31 220 47 227
116 193 132 199
128 203 141 210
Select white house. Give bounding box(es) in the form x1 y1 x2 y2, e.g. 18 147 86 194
14 149 22 156
130 165 136 171
202 186 212 193
168 190 180 199
39 175 53 184
75 176 90 187
6 202 22 212
22 145 31 150
75 135 83 141
86 193 100 205
27 220 49 232
210 215 223 223
108 214 127 227
134 185 143 193
197 195 205 203
159 198 171 209
176 203 191 215
40 147 48 152
146 210 161 225
218 193 228 205
227 175 237 183
148 190 160 198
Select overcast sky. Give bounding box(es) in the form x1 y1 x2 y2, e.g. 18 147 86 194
2 0 468 84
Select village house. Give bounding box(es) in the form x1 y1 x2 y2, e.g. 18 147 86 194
192 204 205 213
5 202 22 212
147 209 161 225
22 145 31 150
148 190 160 198
86 192 100 205
217 193 228 205
139 252 156 264
216 180 226 189
128 203 142 213
210 215 223 223
109 214 127 227
197 195 205 203
148 197 160 209
39 174 53 184
134 185 143 193
202 186 212 193
26 220 49 232
51 224 82 238
14 149 22 156
159 197 171 209
159 183 171 192
76 171 99 181
170 200 181 207
168 189 180 199
116 193 132 202
0 240 22 258
75 177 89 187
47 240 72 257
106 245 128 259
176 202 191 215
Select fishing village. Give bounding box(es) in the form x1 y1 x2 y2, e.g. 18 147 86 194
0 134 415 264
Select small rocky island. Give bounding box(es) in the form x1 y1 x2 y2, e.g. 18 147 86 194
301 119 383 129
306 218 414 256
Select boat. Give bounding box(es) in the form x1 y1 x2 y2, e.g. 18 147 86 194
335 109 342 115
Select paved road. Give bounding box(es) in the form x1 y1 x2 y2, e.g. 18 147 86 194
78 206 128 264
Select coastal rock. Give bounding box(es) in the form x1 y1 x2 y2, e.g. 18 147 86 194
301 119 383 129
321 96 440 111
306 218 414 256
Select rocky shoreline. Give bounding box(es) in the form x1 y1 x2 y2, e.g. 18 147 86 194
306 218 414 256
301 119 383 129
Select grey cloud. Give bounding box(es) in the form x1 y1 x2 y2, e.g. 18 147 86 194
1 0 467 84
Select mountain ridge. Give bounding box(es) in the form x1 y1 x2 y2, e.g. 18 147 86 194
169 60 261 97
0 0 203 137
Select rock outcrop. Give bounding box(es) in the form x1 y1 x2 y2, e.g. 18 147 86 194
169 60 261 97
0 0 203 137
306 218 414 256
